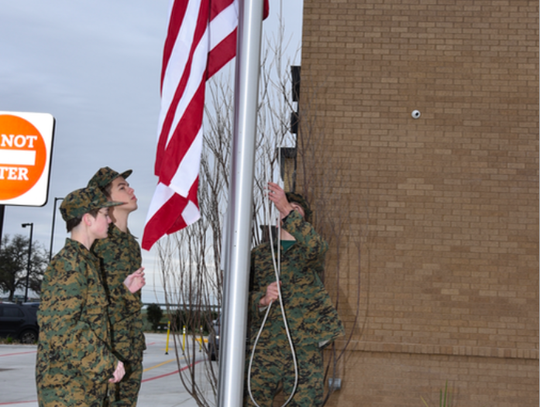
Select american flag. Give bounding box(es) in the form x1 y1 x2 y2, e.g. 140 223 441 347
142 0 268 251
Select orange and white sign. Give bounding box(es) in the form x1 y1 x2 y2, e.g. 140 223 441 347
0 112 55 207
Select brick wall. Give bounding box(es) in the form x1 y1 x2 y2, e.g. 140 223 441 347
298 0 539 405
329 350 538 406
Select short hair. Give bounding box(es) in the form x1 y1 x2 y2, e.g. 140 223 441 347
65 208 99 232
66 217 81 233
285 192 313 223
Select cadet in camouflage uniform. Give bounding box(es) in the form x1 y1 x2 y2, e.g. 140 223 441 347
245 183 345 407
36 187 128 407
88 167 146 407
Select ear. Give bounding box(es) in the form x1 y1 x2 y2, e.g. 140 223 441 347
82 213 94 227
291 203 305 218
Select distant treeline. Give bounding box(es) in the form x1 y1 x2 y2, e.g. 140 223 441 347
143 303 220 334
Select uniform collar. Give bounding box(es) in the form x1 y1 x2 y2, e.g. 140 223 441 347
65 237 98 260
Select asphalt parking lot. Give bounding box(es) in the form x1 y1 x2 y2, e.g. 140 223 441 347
0 333 215 407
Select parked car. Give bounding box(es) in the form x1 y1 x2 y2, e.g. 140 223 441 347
207 315 220 361
0 302 39 343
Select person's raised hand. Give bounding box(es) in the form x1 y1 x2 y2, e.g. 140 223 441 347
267 182 293 219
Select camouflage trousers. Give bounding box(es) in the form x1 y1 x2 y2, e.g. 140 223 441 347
37 379 108 407
244 340 323 407
105 359 143 407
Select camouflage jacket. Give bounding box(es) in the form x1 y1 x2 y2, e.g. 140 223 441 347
248 210 345 347
92 224 146 363
36 238 117 388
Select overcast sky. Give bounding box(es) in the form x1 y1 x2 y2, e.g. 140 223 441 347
0 0 302 303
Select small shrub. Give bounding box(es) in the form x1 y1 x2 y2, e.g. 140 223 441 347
421 381 451 407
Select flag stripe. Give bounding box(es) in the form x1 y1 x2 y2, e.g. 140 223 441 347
142 182 200 250
208 31 236 78
209 0 235 20
170 126 203 195
159 80 205 190
160 0 188 89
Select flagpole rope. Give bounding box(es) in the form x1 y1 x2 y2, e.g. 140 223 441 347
247 151 299 407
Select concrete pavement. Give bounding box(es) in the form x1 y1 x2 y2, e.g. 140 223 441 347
0 333 217 407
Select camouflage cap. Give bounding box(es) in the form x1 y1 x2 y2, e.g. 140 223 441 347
87 167 132 189
60 186 124 222
286 192 313 223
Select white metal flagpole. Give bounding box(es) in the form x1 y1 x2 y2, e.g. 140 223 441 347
218 0 265 405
